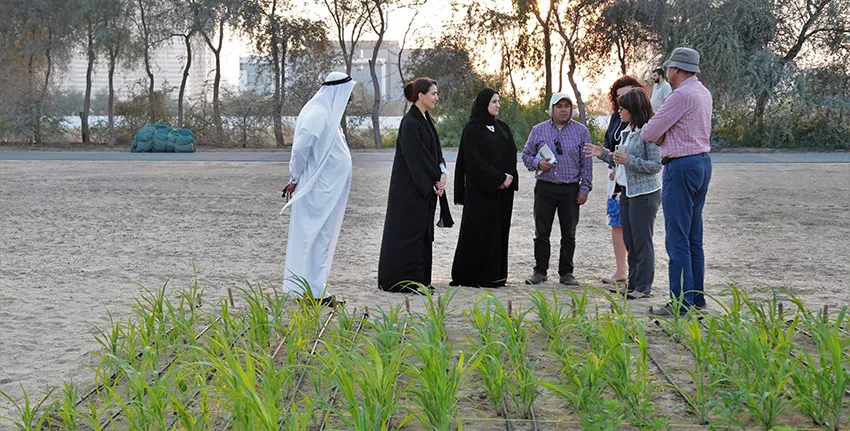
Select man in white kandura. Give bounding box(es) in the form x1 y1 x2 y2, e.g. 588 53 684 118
280 71 356 307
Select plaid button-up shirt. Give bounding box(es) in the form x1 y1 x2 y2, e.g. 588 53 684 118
521 119 593 197
641 76 712 159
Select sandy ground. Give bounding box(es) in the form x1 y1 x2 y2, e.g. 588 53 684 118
1 159 849 428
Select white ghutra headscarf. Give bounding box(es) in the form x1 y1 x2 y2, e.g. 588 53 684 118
280 72 356 214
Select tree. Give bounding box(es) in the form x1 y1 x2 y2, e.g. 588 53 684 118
517 0 555 97
0 0 73 144
364 0 394 149
553 0 603 125
101 0 132 147
128 0 171 125
170 0 202 128
222 89 271 147
242 0 328 146
320 0 371 138
197 0 242 143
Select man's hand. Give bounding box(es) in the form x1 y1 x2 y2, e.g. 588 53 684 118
538 158 553 172
282 181 297 199
498 174 513 189
576 193 588 205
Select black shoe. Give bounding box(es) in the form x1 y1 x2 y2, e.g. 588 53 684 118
648 302 689 317
626 290 651 300
559 273 579 286
298 294 344 308
525 273 547 285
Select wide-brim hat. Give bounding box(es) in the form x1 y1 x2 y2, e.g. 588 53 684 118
663 47 701 73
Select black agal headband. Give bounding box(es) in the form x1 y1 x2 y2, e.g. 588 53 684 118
322 76 352 86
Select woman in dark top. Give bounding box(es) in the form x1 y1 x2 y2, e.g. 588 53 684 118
450 88 519 287
601 76 648 289
378 77 453 293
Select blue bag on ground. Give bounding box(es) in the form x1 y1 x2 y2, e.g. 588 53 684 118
130 125 156 152
171 129 196 153
152 124 172 152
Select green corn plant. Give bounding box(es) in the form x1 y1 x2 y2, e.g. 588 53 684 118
725 317 798 430
322 338 412 430
81 400 106 431
101 344 172 430
370 305 408 358
53 382 79 430
131 283 171 351
464 296 508 415
406 287 479 431
92 312 125 381
528 288 570 342
597 317 657 425
0 386 55 431
495 301 539 419
237 282 274 349
788 300 849 431
541 343 617 426
672 312 726 425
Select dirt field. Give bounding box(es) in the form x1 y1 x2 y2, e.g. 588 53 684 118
1 159 848 428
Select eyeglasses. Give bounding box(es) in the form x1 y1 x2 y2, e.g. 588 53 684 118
554 139 563 155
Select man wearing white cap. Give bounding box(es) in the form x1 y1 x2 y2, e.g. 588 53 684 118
521 93 593 286
641 47 713 317
280 71 356 306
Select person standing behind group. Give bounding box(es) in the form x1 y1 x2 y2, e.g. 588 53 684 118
378 77 453 293
642 47 713 317
600 76 648 287
450 88 519 288
650 67 673 112
521 93 593 286
586 88 662 300
280 71 356 307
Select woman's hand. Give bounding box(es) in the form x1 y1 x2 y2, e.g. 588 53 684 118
498 174 513 189
282 181 297 199
613 147 629 165
584 142 604 157
435 172 447 196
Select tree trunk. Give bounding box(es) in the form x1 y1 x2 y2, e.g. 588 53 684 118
82 21 94 145
565 43 586 124
108 48 117 147
35 28 54 146
558 42 566 92
138 0 155 124
542 23 552 97
270 0 284 147
207 21 225 143
369 17 385 149
753 91 769 128
178 34 193 128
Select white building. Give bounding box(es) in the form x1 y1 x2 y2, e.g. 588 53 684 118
58 37 213 100
239 40 408 109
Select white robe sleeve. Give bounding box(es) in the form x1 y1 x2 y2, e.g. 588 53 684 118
289 129 319 184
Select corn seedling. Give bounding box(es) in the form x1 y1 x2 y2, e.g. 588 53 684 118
541 344 619 427
597 316 657 425
0 385 55 431
670 312 725 425
406 287 478 430
788 300 849 431
464 295 508 416
496 300 539 419
528 289 570 342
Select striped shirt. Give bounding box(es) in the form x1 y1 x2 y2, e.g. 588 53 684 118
521 119 593 196
641 76 712 159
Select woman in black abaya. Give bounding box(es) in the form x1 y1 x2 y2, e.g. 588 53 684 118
378 77 453 292
450 88 518 287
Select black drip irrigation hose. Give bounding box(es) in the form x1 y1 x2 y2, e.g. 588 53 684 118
76 325 178 407
104 321 248 430
502 398 514 431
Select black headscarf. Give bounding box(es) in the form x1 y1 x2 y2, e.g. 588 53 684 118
469 88 498 125
455 88 500 205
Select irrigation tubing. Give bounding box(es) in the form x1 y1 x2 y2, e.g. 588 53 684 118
104 320 249 430
646 317 709 426
501 398 514 431
317 310 370 431
75 325 177 407
285 308 341 408
529 404 539 431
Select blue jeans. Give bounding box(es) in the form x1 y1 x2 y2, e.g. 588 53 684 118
662 153 711 307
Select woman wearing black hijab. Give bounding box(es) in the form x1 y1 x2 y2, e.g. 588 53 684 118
450 88 519 287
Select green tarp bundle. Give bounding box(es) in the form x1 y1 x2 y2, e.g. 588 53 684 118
169 129 196 153
130 124 195 153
